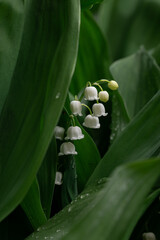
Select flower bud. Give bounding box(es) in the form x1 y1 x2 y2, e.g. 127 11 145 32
142 232 156 240
84 86 98 101
55 172 63 185
54 126 65 140
70 100 82 116
83 114 100 129
58 142 77 156
99 91 109 102
108 80 119 90
65 126 84 140
92 103 108 117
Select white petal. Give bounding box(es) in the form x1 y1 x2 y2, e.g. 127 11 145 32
54 126 65 140
70 101 82 116
84 87 99 101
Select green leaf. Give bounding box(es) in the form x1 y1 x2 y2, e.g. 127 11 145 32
88 90 160 183
26 158 160 240
0 0 25 113
21 179 47 230
97 0 160 59
37 137 57 219
110 91 130 143
81 0 104 9
110 47 160 118
70 11 111 95
0 0 80 221
96 0 140 60
123 0 160 57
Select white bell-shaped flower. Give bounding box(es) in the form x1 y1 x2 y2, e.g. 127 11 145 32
54 126 65 140
108 80 119 90
84 86 99 101
55 171 63 185
92 103 108 117
58 142 77 156
65 126 84 140
142 232 156 240
70 100 82 116
99 91 109 102
83 114 100 129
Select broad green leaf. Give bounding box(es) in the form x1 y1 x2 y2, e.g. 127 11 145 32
110 47 160 118
37 137 57 219
110 90 130 143
88 90 160 183
123 0 160 57
0 0 25 113
26 158 160 240
97 0 140 60
0 0 80 221
81 0 104 9
21 179 47 230
97 0 160 59
70 11 111 95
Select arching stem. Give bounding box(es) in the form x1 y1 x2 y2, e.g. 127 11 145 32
86 81 92 87
93 82 103 91
96 79 110 83
81 103 92 115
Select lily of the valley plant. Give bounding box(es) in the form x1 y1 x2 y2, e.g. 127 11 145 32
0 0 160 240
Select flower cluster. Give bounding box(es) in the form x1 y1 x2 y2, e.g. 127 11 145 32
54 79 118 184
54 79 118 156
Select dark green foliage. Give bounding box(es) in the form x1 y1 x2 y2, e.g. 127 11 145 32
0 0 80 222
0 0 160 239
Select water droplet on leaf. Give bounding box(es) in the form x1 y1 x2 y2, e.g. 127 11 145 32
68 207 72 212
56 92 60 99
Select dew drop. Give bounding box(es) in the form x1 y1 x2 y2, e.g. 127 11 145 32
68 207 72 212
80 193 90 199
97 177 107 185
56 92 60 99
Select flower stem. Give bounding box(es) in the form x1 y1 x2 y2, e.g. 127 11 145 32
96 79 110 83
93 82 103 91
86 81 92 87
70 115 76 126
81 103 92 115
